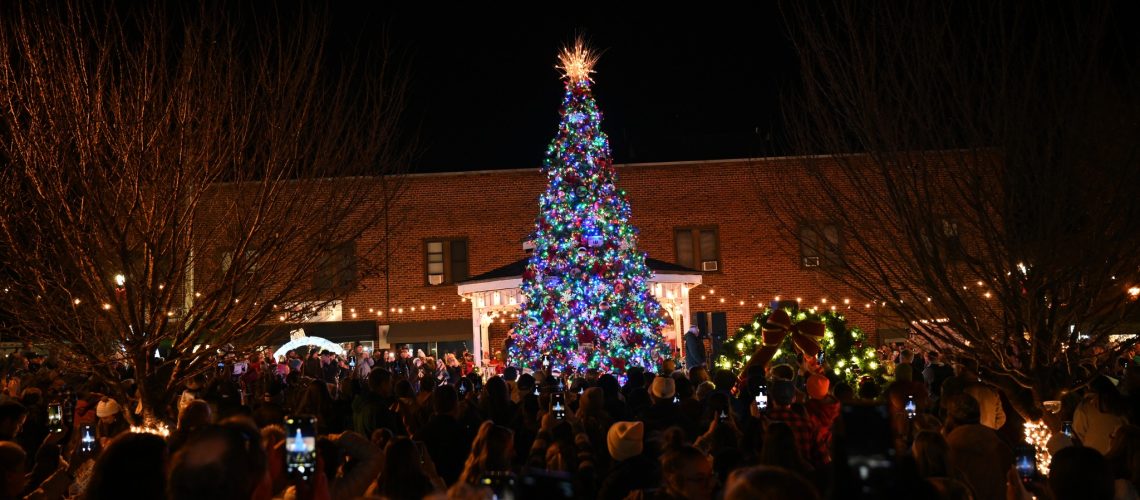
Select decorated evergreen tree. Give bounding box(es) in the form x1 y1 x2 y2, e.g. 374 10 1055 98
716 308 886 385
507 40 669 374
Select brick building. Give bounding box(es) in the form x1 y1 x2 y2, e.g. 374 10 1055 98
296 156 888 365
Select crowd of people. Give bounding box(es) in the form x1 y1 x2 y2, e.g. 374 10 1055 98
0 341 1137 499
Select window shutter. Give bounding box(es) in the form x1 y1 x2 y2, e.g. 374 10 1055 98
450 240 468 282
800 227 819 258
338 241 357 289
711 312 727 339
675 230 694 268
699 229 718 261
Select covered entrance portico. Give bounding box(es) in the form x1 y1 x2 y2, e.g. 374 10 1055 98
456 257 702 367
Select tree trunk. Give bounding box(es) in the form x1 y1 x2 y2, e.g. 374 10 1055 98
134 356 178 425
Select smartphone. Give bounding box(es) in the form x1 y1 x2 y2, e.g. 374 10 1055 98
349 356 356 368
47 402 64 433
1015 446 1037 483
718 410 729 422
577 386 584 395
551 392 566 420
285 415 318 480
755 385 768 411
904 396 917 419
79 424 96 454
1062 421 1074 438
517 470 573 499
673 395 680 404
480 471 517 500
533 386 541 397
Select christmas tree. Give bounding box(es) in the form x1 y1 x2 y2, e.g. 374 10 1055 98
507 40 669 374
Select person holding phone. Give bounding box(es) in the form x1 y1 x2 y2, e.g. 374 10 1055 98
1006 445 1116 500
694 392 743 455
762 380 830 470
320 431 386 499
369 436 444 498
94 398 127 448
170 422 280 500
458 421 515 487
642 376 683 437
413 385 472 485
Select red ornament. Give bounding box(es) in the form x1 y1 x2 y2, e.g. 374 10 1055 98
522 267 536 280
577 329 596 346
542 307 555 322
610 357 627 373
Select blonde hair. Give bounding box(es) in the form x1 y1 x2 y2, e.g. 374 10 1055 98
458 421 514 485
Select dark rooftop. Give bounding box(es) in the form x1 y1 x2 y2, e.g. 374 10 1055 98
459 256 701 285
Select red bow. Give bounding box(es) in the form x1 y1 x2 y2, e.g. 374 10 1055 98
761 310 825 357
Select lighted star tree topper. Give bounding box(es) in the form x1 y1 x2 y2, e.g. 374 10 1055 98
507 39 669 374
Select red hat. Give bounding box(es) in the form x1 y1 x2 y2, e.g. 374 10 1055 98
807 374 830 399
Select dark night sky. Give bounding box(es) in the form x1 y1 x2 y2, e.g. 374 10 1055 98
328 6 795 173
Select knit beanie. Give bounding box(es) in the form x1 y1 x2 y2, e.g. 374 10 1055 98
607 421 645 461
807 374 830 399
649 376 676 401
95 398 121 418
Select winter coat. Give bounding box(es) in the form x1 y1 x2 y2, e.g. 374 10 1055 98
963 384 1006 430
946 423 1013 500
598 453 662 500
414 414 473 486
684 331 706 368
1074 393 1129 455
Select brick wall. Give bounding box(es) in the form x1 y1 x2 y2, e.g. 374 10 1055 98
342 157 884 343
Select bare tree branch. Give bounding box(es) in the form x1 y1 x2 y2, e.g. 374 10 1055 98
775 1 1140 419
0 2 412 419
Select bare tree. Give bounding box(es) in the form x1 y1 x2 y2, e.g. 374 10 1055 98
776 1 1140 420
0 2 411 420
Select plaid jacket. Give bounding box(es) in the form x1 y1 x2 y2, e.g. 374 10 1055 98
765 404 830 467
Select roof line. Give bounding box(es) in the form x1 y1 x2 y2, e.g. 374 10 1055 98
401 154 830 179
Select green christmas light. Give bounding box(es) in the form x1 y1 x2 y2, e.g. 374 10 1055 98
716 307 887 386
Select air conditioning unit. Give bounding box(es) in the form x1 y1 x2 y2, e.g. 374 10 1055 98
701 260 719 272
427 274 444 285
803 256 821 267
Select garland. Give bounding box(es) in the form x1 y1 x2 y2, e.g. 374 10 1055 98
715 308 886 386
